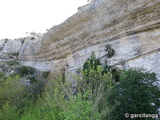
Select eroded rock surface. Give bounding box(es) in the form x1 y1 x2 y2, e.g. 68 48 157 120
1 0 160 78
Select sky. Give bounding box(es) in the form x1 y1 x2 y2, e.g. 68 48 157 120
0 0 88 39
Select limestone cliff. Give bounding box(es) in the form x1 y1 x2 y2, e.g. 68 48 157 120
0 0 160 79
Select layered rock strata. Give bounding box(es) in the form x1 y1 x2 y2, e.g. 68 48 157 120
0 0 160 79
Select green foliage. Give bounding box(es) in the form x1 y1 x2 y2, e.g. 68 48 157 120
78 52 114 119
0 102 20 120
108 68 160 120
17 66 34 77
21 100 62 120
20 76 66 120
45 52 114 120
0 74 46 119
78 66 114 120
49 73 112 120
105 44 115 58
21 80 45 106
0 72 5 79
18 66 29 77
0 50 159 120
0 75 25 108
83 51 101 76
111 69 121 82
5 60 19 66
28 77 37 83
42 71 50 78
9 73 19 78
0 70 60 120
0 75 26 120
102 61 112 75
61 91 93 120
11 52 19 57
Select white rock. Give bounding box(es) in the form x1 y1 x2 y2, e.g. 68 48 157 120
0 39 6 51
1 39 22 53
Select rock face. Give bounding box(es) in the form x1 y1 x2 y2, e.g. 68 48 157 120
1 0 160 79
0 32 44 60
0 39 22 59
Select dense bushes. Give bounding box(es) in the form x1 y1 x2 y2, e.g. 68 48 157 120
0 75 24 120
108 69 160 120
0 75 25 108
0 102 20 120
0 72 5 79
0 53 159 120
0 73 45 120
17 66 34 77
57 66 113 120
5 60 19 66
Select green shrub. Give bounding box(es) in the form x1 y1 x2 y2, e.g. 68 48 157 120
0 75 26 119
18 66 29 77
28 77 37 83
5 61 19 66
9 73 19 78
83 51 101 76
0 75 25 108
108 68 160 120
42 71 50 78
47 53 114 120
17 66 34 77
11 52 19 57
111 68 121 82
1 49 159 120
48 76 109 120
21 98 63 120
61 91 94 120
79 66 114 119
0 102 20 120
0 74 41 115
105 44 115 58
0 72 5 79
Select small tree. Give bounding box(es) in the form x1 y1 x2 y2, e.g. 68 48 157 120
108 68 160 120
79 52 114 119
50 52 114 120
83 51 101 76
105 44 115 58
